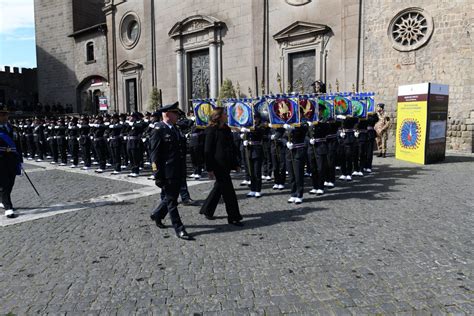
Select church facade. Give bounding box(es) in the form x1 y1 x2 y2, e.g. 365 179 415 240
34 0 473 152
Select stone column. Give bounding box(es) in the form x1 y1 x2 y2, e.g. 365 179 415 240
176 49 185 109
209 42 218 99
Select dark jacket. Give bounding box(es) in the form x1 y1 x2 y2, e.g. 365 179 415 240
150 121 187 181
204 124 239 173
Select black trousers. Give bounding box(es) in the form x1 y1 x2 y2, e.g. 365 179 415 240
358 141 368 171
200 171 242 223
287 148 305 198
353 143 360 172
151 179 184 233
326 139 337 183
49 139 58 162
241 147 250 182
94 140 107 170
309 148 328 190
0 158 17 210
69 139 79 166
58 139 67 164
366 138 375 169
111 145 122 172
271 142 286 185
81 139 91 167
128 146 141 174
189 146 203 175
121 141 129 166
27 137 35 158
262 141 272 177
34 139 44 160
249 155 263 192
341 143 355 176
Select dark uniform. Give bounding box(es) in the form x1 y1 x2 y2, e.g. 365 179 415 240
127 114 146 176
337 116 357 180
308 122 330 193
56 119 68 165
67 117 80 167
79 117 92 169
366 113 378 172
24 119 35 160
0 106 22 217
108 115 123 173
149 103 191 240
325 120 338 186
270 127 287 189
48 119 59 164
32 119 45 161
92 117 108 172
355 118 368 175
261 124 273 180
244 121 265 196
188 124 205 178
286 124 308 203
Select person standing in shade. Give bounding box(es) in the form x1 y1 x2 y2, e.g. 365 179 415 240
199 108 243 226
0 105 23 218
149 102 192 240
285 123 308 205
243 113 265 198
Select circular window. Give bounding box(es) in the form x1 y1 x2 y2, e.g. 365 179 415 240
120 12 140 49
388 7 434 52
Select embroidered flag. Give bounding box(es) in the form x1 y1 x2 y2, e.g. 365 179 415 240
351 93 368 119
267 94 300 127
298 95 318 124
317 95 335 122
226 99 254 128
253 97 270 123
334 92 352 117
193 99 216 128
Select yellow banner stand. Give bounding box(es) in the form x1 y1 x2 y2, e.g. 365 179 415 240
396 83 449 165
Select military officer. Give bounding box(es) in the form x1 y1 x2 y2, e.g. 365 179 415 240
149 102 192 240
0 105 23 218
375 103 391 158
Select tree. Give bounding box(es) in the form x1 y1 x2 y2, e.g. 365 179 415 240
217 78 236 106
148 87 161 111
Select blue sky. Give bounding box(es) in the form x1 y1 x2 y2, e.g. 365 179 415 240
0 0 37 70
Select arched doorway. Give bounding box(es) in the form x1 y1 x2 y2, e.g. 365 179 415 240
76 76 109 114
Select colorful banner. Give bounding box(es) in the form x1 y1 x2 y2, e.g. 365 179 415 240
317 95 335 122
396 83 429 164
334 93 352 117
193 99 216 128
253 97 270 123
350 94 368 119
366 92 376 113
299 95 318 124
267 94 300 127
226 99 255 128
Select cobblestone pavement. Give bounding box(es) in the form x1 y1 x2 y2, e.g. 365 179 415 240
1 154 473 315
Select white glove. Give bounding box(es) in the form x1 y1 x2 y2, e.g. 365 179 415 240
340 132 346 138
310 138 316 145
336 115 346 120
286 142 294 150
268 123 273 128
283 124 292 130
142 138 147 142
240 127 249 133
354 131 360 138
243 140 249 147
270 134 276 140
240 133 245 139
128 121 133 126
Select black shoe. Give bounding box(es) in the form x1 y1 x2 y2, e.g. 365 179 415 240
382 153 386 158
150 214 166 229
205 215 216 220
377 153 383 157
177 230 194 240
229 221 244 227
181 198 197 206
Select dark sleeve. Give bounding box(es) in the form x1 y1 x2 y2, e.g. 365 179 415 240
204 127 217 172
150 128 161 167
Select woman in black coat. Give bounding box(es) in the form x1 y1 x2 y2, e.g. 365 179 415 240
199 108 243 226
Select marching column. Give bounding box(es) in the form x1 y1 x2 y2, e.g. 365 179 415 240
285 123 308 204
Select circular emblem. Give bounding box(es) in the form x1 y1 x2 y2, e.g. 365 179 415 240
352 100 364 117
334 96 349 115
399 119 421 149
273 98 294 122
388 7 434 52
197 103 213 124
299 99 315 121
231 102 251 125
254 99 269 122
318 100 332 121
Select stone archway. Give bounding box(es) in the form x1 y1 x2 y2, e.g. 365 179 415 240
76 75 109 114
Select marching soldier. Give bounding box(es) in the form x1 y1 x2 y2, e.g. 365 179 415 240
79 116 92 170
56 118 68 166
68 117 80 168
365 112 378 172
243 114 265 198
0 105 23 218
25 118 34 160
109 114 123 174
120 114 130 169
325 119 338 187
48 117 59 164
127 112 146 177
375 103 391 158
285 123 308 204
261 124 273 181
337 116 357 181
354 118 368 176
188 121 205 180
32 117 45 162
270 125 286 190
149 102 192 240
92 116 107 173
308 120 330 195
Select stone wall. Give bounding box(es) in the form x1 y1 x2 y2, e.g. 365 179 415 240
72 0 105 32
363 0 474 152
34 0 77 108
0 67 38 109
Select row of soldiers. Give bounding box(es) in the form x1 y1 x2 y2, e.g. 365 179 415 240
10 104 389 204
